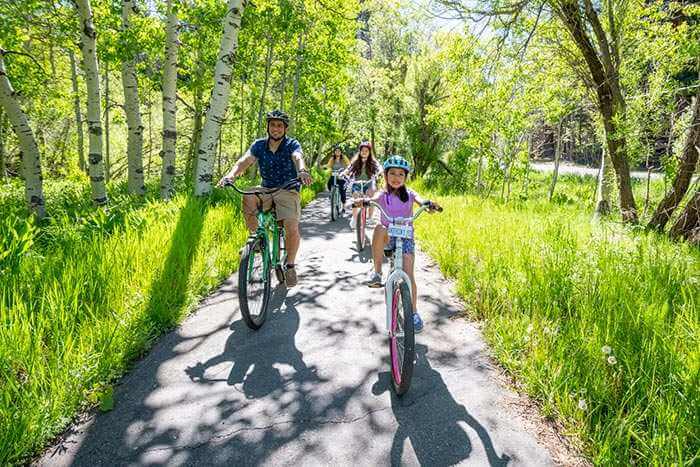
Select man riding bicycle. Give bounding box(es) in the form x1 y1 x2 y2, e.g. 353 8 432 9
218 109 312 287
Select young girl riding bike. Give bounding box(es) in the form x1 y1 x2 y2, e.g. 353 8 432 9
359 155 441 333
342 141 381 229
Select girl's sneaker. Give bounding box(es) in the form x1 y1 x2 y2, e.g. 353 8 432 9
367 271 382 288
413 313 424 333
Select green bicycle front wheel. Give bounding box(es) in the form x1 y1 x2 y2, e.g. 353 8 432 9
238 236 271 330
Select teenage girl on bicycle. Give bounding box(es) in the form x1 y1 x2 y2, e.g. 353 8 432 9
343 141 381 229
325 145 351 207
360 155 441 333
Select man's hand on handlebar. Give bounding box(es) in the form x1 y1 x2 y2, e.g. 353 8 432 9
217 174 237 188
298 169 312 186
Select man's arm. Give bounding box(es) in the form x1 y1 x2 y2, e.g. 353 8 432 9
217 150 256 186
292 149 312 185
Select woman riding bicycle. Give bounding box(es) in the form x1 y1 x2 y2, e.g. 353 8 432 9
360 155 441 333
343 141 381 229
325 145 350 208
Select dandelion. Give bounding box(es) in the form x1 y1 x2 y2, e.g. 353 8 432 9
578 399 588 411
602 345 612 355
607 356 617 366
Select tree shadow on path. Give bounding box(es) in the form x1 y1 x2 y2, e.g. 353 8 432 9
185 286 321 400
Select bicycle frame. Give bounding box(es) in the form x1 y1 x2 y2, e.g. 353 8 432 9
253 210 282 276
223 178 299 276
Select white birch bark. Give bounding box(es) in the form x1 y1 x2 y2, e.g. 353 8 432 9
0 106 6 178
121 0 144 195
595 147 615 217
0 51 46 218
194 0 246 196
104 64 111 182
255 40 274 137
289 32 305 135
69 50 86 173
160 0 179 199
76 0 108 204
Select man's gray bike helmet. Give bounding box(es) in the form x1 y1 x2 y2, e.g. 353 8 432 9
266 109 290 127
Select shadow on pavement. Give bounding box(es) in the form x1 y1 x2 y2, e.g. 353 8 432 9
372 343 511 467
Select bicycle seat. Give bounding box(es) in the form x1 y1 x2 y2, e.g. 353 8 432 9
383 246 395 258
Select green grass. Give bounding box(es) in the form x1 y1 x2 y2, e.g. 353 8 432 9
0 175 325 465
414 178 699 465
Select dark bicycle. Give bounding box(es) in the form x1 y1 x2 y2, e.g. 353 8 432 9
222 178 300 329
329 170 346 221
350 179 375 251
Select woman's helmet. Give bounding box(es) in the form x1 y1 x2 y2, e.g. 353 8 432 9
358 141 372 151
266 109 290 127
383 155 411 173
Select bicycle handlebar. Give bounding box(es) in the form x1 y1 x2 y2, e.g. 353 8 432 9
221 177 301 196
361 200 442 223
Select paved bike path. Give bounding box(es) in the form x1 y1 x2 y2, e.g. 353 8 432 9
37 193 579 466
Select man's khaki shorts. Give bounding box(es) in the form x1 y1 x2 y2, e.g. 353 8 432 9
244 188 301 221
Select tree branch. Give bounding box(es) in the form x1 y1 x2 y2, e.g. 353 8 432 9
0 48 47 76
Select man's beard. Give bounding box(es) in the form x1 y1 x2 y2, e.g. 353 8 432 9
268 130 285 141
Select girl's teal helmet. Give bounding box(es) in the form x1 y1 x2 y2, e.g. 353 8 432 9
383 155 411 173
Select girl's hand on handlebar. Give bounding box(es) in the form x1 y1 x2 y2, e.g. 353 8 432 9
427 201 443 212
353 197 368 208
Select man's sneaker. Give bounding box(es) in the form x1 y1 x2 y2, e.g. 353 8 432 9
413 313 424 334
367 271 382 288
284 265 297 287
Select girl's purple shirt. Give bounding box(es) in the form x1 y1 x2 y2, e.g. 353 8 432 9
376 189 417 227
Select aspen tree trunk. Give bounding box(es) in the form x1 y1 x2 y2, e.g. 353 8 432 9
187 90 202 180
76 0 107 204
256 40 274 138
104 63 111 183
549 118 564 201
239 79 245 157
289 33 305 135
69 50 86 173
669 189 700 243
160 0 179 199
0 107 6 179
121 0 145 195
194 0 246 196
595 147 615 217
0 52 45 217
648 91 700 232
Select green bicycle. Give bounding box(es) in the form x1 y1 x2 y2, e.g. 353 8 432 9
223 178 300 330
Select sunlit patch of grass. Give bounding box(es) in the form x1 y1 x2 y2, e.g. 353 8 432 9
415 191 699 466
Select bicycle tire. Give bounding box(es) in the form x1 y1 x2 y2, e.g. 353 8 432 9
238 237 271 330
356 207 367 251
331 187 339 221
389 279 415 396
